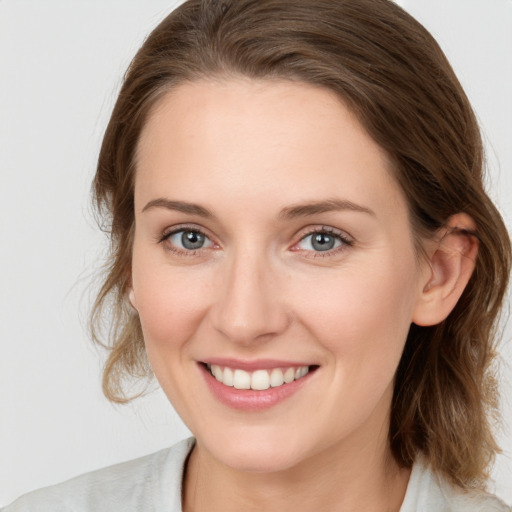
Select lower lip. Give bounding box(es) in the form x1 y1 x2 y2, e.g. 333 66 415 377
199 364 314 411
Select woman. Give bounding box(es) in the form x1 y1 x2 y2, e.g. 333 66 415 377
3 0 511 510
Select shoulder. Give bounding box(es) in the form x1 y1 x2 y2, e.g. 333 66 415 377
401 455 511 512
1 437 195 512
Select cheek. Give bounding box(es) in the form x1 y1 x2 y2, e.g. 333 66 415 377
131 256 215 414
131 253 213 355
292 254 418 377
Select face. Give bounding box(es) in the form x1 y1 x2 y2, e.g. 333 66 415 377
131 79 429 473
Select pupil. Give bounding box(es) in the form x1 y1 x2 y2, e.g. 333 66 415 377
182 231 205 250
312 233 334 251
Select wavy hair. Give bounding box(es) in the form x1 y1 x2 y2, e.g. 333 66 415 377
91 0 510 489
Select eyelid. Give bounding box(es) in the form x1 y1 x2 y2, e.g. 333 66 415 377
159 223 213 242
159 223 219 255
295 225 353 242
157 223 353 258
290 225 354 256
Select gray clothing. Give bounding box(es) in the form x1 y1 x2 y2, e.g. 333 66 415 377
2 438 510 511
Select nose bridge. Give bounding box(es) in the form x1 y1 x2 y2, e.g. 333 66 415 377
211 243 289 344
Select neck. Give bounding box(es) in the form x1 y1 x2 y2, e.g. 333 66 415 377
183 409 411 512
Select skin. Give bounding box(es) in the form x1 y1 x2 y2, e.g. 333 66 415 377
129 79 477 511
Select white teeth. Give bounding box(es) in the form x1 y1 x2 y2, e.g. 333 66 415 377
208 364 311 390
283 367 295 383
223 367 234 386
251 370 270 390
212 364 223 381
270 368 284 387
294 366 308 379
233 369 251 389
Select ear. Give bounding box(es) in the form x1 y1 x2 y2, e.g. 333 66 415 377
412 213 479 327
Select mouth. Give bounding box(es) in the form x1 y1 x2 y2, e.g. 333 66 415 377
198 360 319 411
204 363 317 390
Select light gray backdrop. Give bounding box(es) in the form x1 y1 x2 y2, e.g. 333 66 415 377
1 0 511 506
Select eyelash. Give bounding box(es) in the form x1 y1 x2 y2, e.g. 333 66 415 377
294 227 354 258
159 225 214 256
159 225 354 258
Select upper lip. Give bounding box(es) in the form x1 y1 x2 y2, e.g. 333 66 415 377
200 358 315 371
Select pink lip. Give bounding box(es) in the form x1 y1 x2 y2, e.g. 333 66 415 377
198 362 316 411
202 357 311 371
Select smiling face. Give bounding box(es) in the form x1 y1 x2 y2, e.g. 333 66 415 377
130 78 430 473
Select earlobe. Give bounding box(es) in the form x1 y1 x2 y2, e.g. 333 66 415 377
412 213 479 327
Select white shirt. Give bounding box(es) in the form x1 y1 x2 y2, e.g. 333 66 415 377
2 438 510 511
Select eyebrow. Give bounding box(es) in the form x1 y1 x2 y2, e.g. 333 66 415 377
141 197 375 219
142 198 214 217
278 198 375 220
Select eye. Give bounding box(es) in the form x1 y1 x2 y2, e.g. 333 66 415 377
166 229 214 251
295 228 352 253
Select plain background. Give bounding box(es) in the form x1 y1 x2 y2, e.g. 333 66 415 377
0 0 511 506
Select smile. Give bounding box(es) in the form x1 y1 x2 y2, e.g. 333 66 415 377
207 364 311 390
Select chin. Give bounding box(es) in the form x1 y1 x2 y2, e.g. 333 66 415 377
199 426 313 474
222 446 304 474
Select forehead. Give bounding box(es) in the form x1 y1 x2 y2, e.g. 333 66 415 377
134 79 406 220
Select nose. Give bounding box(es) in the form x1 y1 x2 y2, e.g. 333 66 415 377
210 250 290 346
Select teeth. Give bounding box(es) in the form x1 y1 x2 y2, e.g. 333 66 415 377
208 364 311 390
270 368 284 387
251 370 270 390
233 369 251 389
212 365 223 381
223 367 234 386
284 367 295 383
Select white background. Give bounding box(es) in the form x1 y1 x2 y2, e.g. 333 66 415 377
0 0 511 506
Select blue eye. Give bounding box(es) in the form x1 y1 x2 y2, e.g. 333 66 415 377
297 230 350 252
167 229 213 251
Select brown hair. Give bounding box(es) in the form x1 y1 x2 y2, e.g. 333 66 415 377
91 0 510 489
